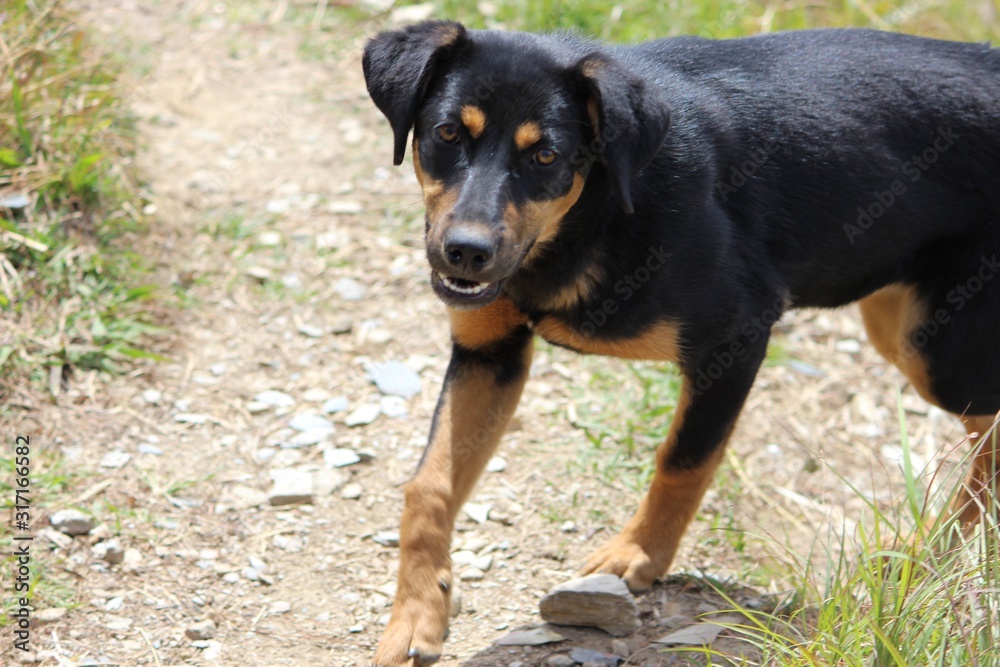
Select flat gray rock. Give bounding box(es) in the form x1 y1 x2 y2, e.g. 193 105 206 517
322 396 349 413
268 469 313 505
570 648 620 667
495 627 565 646
324 447 361 468
254 390 295 407
539 574 639 637
285 427 335 448
289 412 334 432
369 361 422 398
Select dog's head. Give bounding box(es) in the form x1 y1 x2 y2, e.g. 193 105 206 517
363 21 670 309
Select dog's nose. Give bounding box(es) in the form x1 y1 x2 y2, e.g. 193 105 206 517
443 227 494 274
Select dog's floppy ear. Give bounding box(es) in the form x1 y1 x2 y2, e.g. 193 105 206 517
363 21 469 165
575 53 671 214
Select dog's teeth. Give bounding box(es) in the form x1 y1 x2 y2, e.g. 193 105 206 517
442 277 490 295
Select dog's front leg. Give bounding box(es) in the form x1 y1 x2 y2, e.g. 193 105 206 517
374 308 532 667
582 335 769 591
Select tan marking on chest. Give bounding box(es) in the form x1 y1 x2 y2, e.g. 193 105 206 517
534 317 681 362
449 297 528 349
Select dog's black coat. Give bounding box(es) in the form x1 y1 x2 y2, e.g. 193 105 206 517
363 24 1000 664
365 24 1000 459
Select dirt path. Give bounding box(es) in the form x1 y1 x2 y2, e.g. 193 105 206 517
6 3 977 666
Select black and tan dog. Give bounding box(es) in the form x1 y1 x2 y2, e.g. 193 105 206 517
363 21 999 666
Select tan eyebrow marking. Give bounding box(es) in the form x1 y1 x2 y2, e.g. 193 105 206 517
460 105 486 139
514 121 543 150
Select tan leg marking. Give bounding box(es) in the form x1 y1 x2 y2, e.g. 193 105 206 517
514 121 542 150
374 333 531 667
858 283 936 403
580 386 728 590
460 105 486 139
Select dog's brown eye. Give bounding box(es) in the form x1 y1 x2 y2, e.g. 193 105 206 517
534 148 558 166
437 124 460 144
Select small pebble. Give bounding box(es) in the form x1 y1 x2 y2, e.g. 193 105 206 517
341 483 363 500
369 361 422 398
301 388 330 402
184 618 216 640
322 396 349 413
298 323 325 338
285 428 335 448
92 538 125 565
100 451 131 468
50 509 94 536
335 277 366 301
35 608 67 623
463 502 491 524
254 390 295 407
372 531 400 547
269 600 292 614
174 413 209 425
346 404 380 426
380 395 408 418
289 412 334 432
835 338 862 354
324 448 362 468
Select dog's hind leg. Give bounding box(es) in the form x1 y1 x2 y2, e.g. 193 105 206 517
581 333 769 591
946 414 999 534
860 279 1000 536
374 299 532 667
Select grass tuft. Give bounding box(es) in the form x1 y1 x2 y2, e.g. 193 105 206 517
0 0 165 400
689 412 1000 666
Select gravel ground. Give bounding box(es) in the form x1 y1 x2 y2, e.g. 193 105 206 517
4 3 980 665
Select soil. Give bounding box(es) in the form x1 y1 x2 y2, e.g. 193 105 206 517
3 2 979 666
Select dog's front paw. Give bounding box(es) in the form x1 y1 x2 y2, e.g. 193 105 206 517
580 534 664 592
373 576 451 667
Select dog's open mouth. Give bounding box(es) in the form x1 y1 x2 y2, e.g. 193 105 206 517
432 272 503 308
